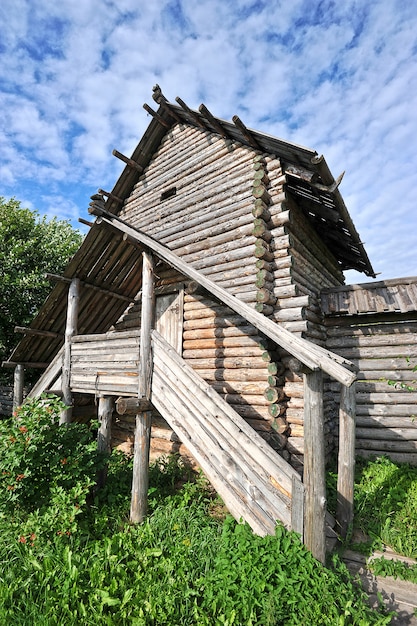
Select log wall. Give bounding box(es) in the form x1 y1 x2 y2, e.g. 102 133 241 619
325 315 417 465
110 126 350 470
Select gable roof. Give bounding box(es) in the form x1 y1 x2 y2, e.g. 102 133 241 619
6 86 375 369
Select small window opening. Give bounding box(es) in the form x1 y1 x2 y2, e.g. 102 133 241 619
160 187 177 201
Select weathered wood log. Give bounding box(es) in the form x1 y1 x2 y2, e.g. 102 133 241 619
135 154 253 228
116 397 152 415
14 326 62 339
355 427 417 441
130 410 152 524
96 396 114 488
199 103 228 137
98 188 124 204
182 335 265 350
13 364 24 410
60 278 80 425
268 403 287 418
182 346 265 359
252 183 270 204
303 370 326 563
130 143 253 221
112 149 144 172
193 368 270 382
252 199 270 220
263 386 285 403
1 361 49 369
138 251 155 400
232 115 262 150
46 273 132 303
143 103 171 128
337 383 356 538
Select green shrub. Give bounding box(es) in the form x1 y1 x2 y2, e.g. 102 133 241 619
0 398 394 625
353 456 417 557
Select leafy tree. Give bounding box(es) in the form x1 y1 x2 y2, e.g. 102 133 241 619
0 197 83 382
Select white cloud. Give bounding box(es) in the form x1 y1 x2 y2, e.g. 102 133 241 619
1 0 417 281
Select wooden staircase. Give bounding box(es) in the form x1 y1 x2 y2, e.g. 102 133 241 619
151 330 303 536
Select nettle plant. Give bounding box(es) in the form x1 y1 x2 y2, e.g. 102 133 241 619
0 394 106 542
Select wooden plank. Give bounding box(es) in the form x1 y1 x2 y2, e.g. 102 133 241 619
337 383 356 538
303 369 326 563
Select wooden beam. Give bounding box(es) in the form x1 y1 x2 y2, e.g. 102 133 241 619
143 103 171 128
88 207 357 386
2 361 48 369
303 369 326 563
13 364 24 410
116 397 152 415
14 326 62 339
78 217 94 228
112 149 144 173
60 277 80 425
45 273 133 303
232 115 262 151
98 188 124 204
199 104 228 138
175 96 208 129
337 382 356 538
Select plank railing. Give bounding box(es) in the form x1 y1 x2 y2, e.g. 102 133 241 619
151 329 303 536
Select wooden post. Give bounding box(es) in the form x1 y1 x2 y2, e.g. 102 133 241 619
96 396 114 489
337 382 356 538
130 251 155 524
130 408 152 523
60 278 80 425
13 364 25 411
97 396 114 454
303 369 326 563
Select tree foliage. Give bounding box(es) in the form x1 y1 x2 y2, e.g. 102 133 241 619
0 197 83 380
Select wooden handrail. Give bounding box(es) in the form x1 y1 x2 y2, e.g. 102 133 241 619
89 206 357 386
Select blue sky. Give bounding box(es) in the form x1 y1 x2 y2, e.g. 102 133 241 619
1 0 416 283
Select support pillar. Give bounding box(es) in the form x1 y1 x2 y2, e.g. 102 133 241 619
60 277 80 425
97 396 114 488
303 369 326 563
130 251 155 524
13 364 24 411
337 382 356 538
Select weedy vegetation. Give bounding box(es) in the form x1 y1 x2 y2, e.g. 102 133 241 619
0 396 394 624
328 455 417 584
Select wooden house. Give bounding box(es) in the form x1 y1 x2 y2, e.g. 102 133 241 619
4 86 416 561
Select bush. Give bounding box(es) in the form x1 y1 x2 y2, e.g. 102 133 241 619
0 398 393 625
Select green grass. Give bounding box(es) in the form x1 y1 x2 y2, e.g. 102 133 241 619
0 397 397 624
328 455 417 584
